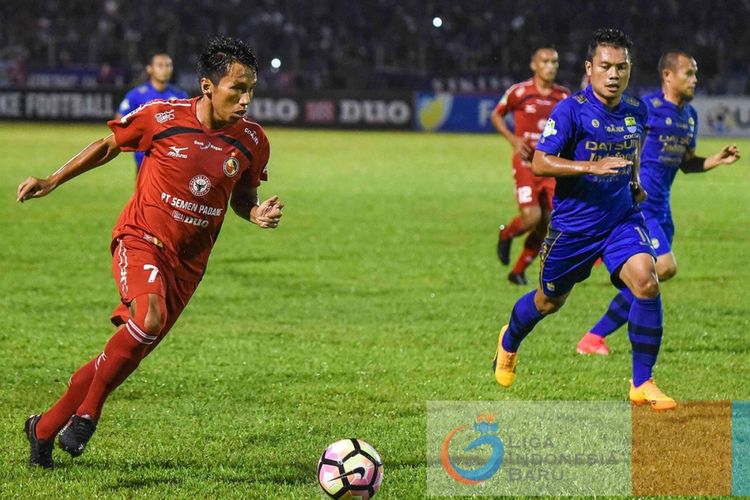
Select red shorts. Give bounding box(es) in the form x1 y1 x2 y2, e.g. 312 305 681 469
110 236 200 336
511 155 555 211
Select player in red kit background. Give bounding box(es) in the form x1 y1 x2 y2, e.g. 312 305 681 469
491 47 570 285
18 37 283 468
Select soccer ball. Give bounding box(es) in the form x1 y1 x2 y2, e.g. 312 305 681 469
317 438 383 499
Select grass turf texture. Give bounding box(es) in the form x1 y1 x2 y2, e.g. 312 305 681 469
0 123 748 498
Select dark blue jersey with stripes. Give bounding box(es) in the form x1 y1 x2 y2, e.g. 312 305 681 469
536 85 648 235
639 92 698 216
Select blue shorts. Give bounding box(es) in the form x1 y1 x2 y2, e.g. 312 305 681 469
539 211 656 297
643 210 674 257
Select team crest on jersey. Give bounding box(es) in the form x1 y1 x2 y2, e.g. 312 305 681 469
223 156 240 177
189 175 211 197
542 119 557 137
624 116 637 133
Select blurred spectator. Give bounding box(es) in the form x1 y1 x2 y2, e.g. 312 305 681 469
1 0 748 93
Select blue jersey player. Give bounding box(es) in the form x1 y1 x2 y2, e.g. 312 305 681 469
577 51 741 356
492 28 678 411
115 53 188 171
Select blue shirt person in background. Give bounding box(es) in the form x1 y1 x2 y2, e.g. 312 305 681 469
491 28 679 411
577 51 741 355
115 53 188 171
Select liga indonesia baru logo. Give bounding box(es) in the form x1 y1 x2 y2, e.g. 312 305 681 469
441 414 505 484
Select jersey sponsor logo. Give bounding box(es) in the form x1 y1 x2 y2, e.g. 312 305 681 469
650 97 663 107
155 109 175 123
168 145 189 158
223 156 240 177
625 116 637 133
665 117 673 125
244 128 260 145
651 237 660 249
172 210 209 228
606 124 625 132
591 119 600 128
189 175 211 196
524 104 537 113
574 94 588 104
193 140 223 151
542 119 557 137
545 282 556 292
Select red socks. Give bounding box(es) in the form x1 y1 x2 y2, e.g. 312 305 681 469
35 358 98 441
75 326 149 420
500 217 526 240
511 231 544 274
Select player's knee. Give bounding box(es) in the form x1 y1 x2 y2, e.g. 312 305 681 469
131 294 167 337
521 210 542 229
143 300 167 336
659 264 677 281
630 278 660 299
534 291 566 315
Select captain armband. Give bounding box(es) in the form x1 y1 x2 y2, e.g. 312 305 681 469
680 156 705 173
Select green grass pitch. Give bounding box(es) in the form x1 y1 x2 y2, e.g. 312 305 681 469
0 123 748 498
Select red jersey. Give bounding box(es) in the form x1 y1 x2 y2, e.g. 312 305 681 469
494 79 570 151
108 97 270 279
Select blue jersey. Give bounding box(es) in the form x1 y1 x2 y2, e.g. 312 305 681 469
536 85 648 236
117 81 188 167
639 92 698 216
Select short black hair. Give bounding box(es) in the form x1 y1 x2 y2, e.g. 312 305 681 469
586 28 633 62
197 36 259 84
532 46 556 59
657 50 693 77
148 52 171 65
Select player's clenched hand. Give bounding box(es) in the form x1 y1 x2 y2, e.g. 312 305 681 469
512 136 533 161
255 195 284 229
17 176 56 203
589 156 632 176
718 144 740 165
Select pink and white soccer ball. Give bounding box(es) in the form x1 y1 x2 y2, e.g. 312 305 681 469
318 438 383 499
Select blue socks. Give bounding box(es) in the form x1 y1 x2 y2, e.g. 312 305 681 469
502 290 545 352
590 288 634 337
628 295 663 386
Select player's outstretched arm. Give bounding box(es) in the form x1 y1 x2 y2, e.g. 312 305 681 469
531 150 632 177
681 145 741 173
17 134 121 203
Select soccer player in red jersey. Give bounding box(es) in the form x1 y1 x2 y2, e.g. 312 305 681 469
18 37 283 469
491 47 570 285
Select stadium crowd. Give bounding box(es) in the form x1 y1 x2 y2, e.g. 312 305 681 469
1 0 749 94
